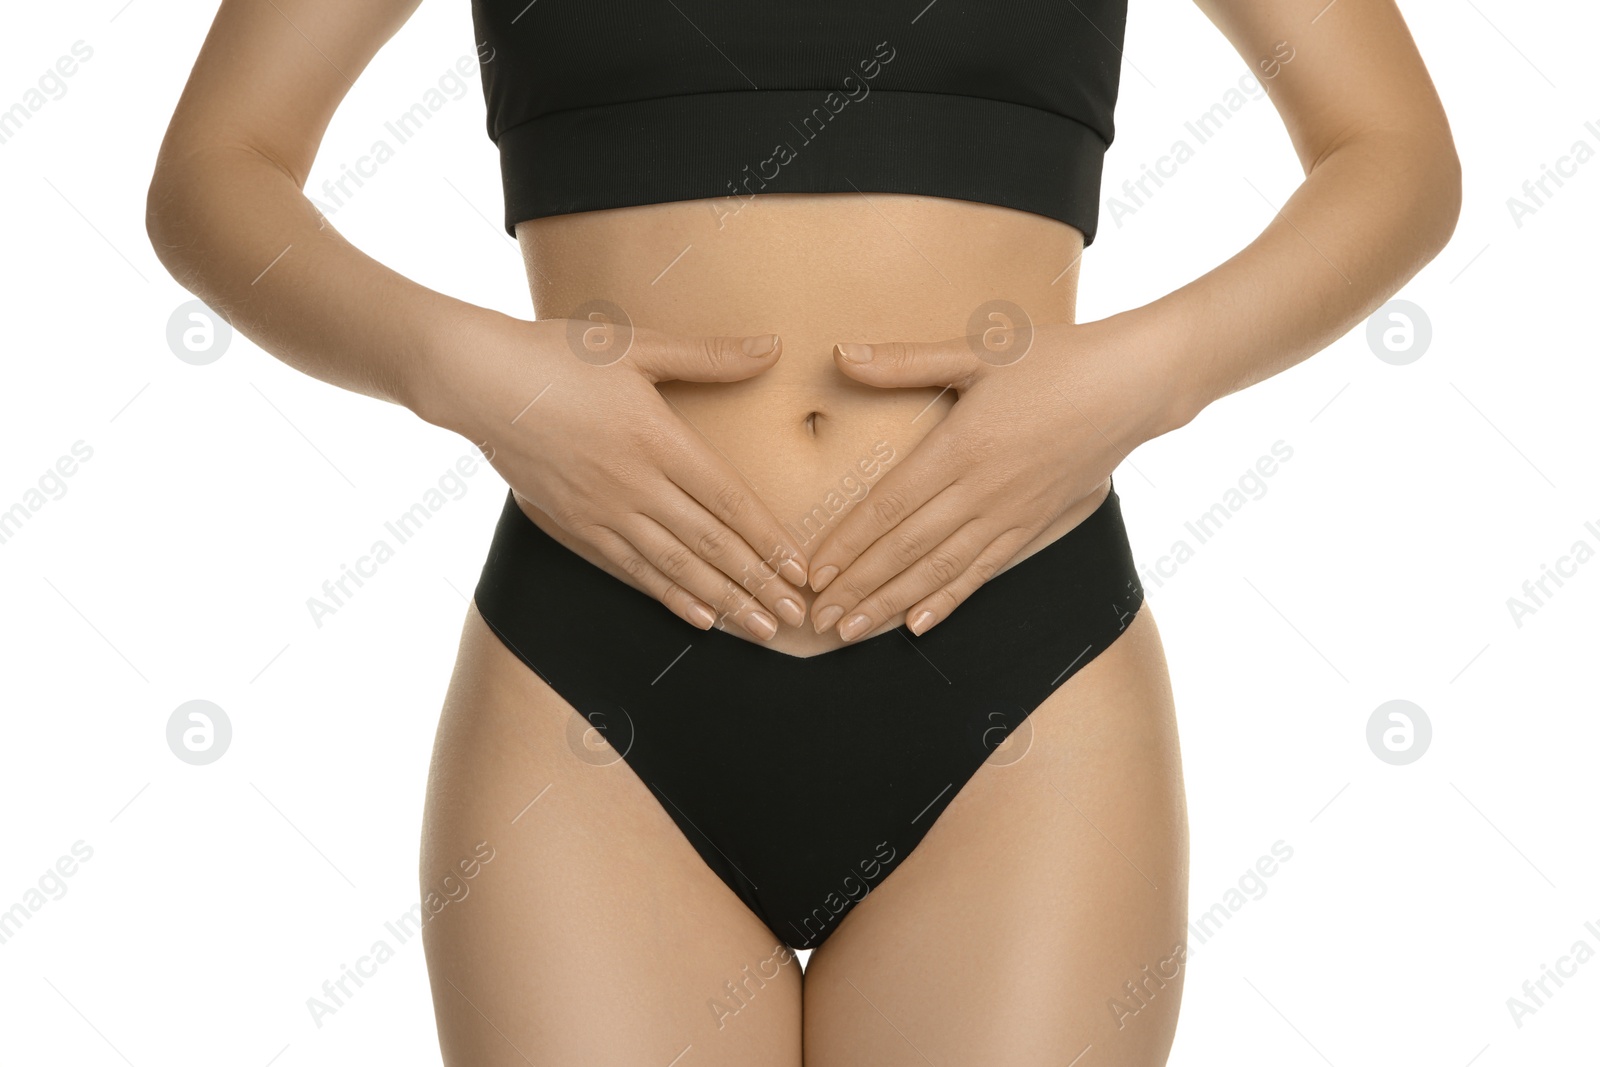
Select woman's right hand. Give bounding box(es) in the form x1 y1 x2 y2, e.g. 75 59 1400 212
414 308 811 639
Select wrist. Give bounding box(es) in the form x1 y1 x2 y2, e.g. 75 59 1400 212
406 300 506 442
1101 298 1209 440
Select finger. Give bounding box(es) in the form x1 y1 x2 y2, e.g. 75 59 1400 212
809 486 975 634
832 335 986 391
615 513 783 640
644 484 809 629
581 523 720 631
627 325 783 384
657 437 811 587
817 518 993 641
808 430 969 592
904 526 1042 637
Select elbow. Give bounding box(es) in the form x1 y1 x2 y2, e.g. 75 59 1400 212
145 155 210 286
1337 122 1463 268
144 165 186 275
1425 141 1463 259
1403 117 1463 263
144 132 211 274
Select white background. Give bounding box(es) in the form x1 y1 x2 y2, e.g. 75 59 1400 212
1 0 1595 1064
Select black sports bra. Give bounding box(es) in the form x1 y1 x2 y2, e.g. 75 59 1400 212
470 1 1127 244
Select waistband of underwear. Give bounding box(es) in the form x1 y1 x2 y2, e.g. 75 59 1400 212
473 477 1144 688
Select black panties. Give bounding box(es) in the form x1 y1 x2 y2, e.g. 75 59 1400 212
472 481 1145 950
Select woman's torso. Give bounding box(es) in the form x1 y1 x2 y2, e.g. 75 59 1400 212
514 192 1109 656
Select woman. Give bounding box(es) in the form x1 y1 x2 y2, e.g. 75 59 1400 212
146 0 1459 1062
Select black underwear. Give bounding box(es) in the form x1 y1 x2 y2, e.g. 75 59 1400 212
472 481 1144 950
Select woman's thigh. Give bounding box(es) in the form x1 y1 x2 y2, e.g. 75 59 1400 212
419 603 804 1067
802 606 1188 1067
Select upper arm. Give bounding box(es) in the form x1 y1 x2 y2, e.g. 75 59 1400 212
1191 0 1457 173
153 0 425 187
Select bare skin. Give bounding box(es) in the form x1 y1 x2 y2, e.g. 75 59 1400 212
146 0 1458 1062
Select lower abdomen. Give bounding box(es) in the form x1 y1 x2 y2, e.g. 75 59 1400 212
513 191 1090 652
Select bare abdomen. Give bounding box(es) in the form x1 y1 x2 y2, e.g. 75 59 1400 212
512 191 1095 655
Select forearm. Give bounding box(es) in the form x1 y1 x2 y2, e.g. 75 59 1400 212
145 142 489 420
1118 126 1462 436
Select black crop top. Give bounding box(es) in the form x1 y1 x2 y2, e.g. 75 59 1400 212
470 1 1127 244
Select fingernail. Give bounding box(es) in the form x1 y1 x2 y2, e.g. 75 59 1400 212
745 612 777 640
835 343 872 363
687 602 717 629
814 604 843 634
743 334 778 357
838 613 872 640
908 609 934 635
778 555 808 584
775 597 806 627
811 565 839 592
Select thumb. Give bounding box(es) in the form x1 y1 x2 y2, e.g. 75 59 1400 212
627 327 782 384
832 336 990 391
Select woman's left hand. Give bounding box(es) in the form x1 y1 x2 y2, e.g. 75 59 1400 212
808 312 1183 640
